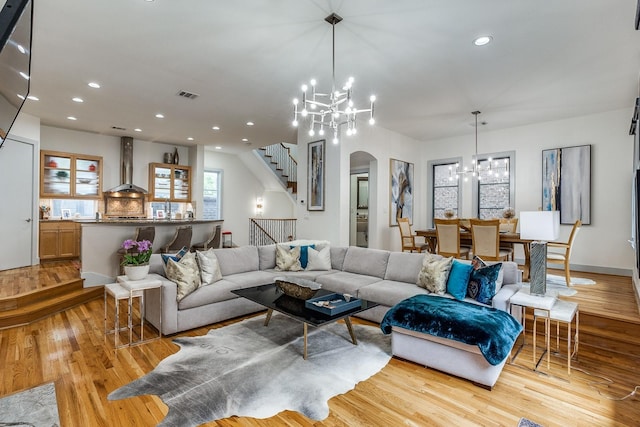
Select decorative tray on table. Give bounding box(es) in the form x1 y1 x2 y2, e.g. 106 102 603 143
305 293 361 316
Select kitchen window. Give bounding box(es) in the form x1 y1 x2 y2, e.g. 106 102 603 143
203 169 222 220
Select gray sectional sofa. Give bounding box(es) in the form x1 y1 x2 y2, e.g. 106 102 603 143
144 244 522 336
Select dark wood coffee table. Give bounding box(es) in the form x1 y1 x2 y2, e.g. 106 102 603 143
232 283 379 359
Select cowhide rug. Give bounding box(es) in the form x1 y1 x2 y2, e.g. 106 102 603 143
108 313 391 426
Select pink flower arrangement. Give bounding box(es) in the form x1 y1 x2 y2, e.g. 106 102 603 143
121 239 153 266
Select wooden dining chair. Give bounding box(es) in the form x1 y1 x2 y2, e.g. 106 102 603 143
547 220 582 286
398 217 429 253
434 218 470 259
499 218 518 261
470 219 513 261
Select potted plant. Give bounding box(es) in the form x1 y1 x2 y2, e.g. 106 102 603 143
121 239 153 281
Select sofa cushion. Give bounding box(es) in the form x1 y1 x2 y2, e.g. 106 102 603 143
165 252 201 301
223 270 279 288
258 245 276 270
275 245 303 271
357 280 429 307
178 279 243 310
384 252 425 283
330 246 348 271
262 269 336 281
213 246 259 276
417 255 452 295
342 247 390 279
306 246 331 271
195 248 223 285
315 271 382 295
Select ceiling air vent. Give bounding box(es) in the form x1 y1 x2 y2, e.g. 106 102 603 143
177 90 199 100
111 126 127 130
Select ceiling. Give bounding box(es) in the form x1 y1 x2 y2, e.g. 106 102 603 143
21 0 640 153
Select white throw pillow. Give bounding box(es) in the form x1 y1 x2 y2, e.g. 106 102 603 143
417 254 453 295
165 252 201 301
196 248 223 285
275 245 303 271
305 246 331 271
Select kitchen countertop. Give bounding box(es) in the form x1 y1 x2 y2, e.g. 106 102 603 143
76 218 222 225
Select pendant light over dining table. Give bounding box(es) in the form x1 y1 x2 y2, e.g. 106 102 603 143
292 13 376 144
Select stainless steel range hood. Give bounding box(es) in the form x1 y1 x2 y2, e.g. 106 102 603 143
107 136 147 194
103 137 148 218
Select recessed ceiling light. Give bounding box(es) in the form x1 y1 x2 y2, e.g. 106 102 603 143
17 44 25 54
242 138 248 142
17 94 24 100
155 113 164 118
19 72 29 80
88 82 101 89
473 36 493 46
72 97 83 103
187 137 194 141
212 126 220 131
246 121 254 126
27 95 39 101
215 146 222 150
67 116 77 121
134 128 142 132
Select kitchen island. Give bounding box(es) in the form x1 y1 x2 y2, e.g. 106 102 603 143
78 219 223 286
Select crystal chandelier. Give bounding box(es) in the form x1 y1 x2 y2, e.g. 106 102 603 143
451 111 509 181
292 13 376 144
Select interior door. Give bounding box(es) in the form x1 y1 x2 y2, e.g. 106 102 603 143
0 138 34 269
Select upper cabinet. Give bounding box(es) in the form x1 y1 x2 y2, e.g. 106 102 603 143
40 150 103 199
148 163 191 202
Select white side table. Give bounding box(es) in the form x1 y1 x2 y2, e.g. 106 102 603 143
117 275 163 346
104 282 137 349
509 288 557 370
534 299 579 375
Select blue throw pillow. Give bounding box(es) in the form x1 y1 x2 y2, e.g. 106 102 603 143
291 244 315 269
446 260 474 301
467 263 502 305
161 246 189 266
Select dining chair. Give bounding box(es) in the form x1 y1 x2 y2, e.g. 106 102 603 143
434 218 470 259
160 225 193 254
398 217 429 253
547 220 582 286
470 219 513 261
498 218 518 261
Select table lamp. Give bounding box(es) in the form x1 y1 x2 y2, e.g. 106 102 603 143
520 211 560 296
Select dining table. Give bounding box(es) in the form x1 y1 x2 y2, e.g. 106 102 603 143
415 228 532 281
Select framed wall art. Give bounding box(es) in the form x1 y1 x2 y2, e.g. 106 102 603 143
542 144 591 225
389 158 414 226
307 139 325 211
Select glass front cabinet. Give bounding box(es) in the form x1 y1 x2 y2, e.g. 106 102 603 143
40 150 103 199
148 163 191 202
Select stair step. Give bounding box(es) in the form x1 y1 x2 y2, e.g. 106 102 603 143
0 279 84 312
0 285 103 330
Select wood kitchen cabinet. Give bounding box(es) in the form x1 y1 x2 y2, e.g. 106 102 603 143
40 150 103 199
148 163 191 202
39 221 80 260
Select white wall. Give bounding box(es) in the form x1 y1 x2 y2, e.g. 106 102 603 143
420 108 634 273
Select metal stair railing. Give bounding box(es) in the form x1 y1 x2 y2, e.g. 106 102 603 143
249 218 297 246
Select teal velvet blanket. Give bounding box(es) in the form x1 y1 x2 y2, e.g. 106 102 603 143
380 295 522 365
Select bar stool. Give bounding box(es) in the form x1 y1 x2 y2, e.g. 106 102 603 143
104 282 142 349
534 299 579 375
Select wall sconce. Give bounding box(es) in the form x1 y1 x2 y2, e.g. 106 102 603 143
256 197 264 217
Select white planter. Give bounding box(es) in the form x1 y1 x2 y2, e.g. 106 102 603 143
124 264 150 281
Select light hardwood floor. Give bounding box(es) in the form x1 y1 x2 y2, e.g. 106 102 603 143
0 263 639 426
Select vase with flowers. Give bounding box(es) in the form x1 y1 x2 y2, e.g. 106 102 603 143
443 208 456 219
121 239 153 280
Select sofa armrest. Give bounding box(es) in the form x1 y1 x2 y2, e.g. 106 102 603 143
492 283 522 313
145 273 179 335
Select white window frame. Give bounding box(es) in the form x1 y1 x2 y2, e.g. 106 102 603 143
427 157 462 227
472 150 515 219
203 169 223 220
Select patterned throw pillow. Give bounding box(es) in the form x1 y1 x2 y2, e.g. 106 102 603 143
467 262 502 305
417 254 453 295
195 248 223 285
292 244 315 269
165 251 202 301
275 245 303 272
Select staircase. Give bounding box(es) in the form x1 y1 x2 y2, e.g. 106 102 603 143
0 278 103 329
257 143 297 197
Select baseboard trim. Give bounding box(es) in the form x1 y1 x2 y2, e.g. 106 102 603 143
514 258 632 277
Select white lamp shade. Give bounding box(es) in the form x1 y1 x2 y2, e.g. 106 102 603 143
520 211 560 241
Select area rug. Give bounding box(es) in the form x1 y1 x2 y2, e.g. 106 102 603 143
518 417 543 427
109 313 391 426
547 274 596 287
0 382 60 427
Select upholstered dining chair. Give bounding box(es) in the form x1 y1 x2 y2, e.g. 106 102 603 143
191 224 221 252
547 220 582 286
398 217 429 253
470 219 513 261
160 225 193 254
498 218 518 261
434 218 470 259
